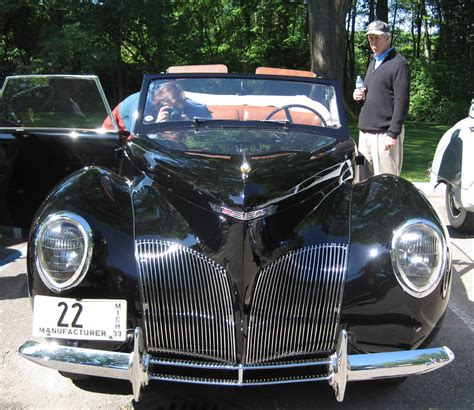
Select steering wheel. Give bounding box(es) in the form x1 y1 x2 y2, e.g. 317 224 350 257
265 104 327 127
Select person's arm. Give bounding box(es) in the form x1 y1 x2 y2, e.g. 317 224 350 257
102 93 139 131
183 99 211 119
102 104 122 130
387 61 410 138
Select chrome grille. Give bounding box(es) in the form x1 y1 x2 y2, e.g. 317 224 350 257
246 244 348 364
136 240 236 363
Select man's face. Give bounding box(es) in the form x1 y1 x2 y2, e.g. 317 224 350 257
166 95 185 110
367 34 390 55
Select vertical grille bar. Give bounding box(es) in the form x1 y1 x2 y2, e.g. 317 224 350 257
136 240 236 363
246 243 348 364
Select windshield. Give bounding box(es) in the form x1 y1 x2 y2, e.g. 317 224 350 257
0 75 112 130
141 77 341 129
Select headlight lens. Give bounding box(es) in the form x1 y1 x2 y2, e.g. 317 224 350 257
391 219 447 298
35 213 93 292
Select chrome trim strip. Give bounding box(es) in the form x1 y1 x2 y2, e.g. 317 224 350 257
150 373 331 386
19 328 454 402
149 356 331 370
210 203 278 221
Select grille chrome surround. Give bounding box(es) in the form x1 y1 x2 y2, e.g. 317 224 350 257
136 240 236 363
246 244 348 364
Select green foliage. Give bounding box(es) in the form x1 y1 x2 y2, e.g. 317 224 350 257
409 60 466 123
402 121 451 182
0 0 470 120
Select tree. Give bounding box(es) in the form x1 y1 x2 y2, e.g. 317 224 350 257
307 0 351 85
376 0 388 22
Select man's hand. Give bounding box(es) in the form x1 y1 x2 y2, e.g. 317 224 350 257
157 104 171 122
353 88 366 101
384 135 397 150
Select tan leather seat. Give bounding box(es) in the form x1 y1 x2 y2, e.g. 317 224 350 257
208 105 241 120
208 104 322 126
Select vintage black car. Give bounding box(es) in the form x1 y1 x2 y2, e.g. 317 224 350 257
0 67 453 402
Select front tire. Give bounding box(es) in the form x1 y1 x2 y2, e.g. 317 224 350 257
445 185 474 233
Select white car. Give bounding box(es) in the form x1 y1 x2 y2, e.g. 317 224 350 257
431 100 474 233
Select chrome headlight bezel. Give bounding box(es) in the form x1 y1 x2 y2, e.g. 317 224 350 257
34 212 93 293
390 218 447 298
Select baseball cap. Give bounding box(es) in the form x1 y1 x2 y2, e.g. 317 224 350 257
366 20 389 35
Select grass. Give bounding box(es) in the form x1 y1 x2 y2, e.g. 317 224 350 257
348 121 451 182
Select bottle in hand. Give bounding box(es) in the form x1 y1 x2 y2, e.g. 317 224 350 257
355 75 366 100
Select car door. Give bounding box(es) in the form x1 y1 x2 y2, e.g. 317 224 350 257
0 75 120 228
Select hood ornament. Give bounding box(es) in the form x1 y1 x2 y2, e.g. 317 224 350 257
240 161 251 180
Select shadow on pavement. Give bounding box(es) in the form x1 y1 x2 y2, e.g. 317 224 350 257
0 247 23 267
73 377 132 397
0 272 28 300
447 226 474 239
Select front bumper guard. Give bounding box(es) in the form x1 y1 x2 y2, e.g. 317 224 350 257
19 328 454 402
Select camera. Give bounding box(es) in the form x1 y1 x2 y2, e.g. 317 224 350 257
169 107 182 121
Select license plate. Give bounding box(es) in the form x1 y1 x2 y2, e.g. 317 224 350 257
33 296 127 341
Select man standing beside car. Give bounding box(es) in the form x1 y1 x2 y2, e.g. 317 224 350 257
353 20 410 180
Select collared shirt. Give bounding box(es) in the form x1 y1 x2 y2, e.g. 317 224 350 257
374 47 394 69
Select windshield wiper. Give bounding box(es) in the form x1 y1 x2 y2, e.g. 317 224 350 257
191 117 221 130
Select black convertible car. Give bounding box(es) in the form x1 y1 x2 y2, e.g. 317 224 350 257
0 67 453 401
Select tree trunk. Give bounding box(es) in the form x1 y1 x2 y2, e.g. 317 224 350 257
368 0 375 22
391 0 398 38
410 5 417 58
347 0 357 84
308 0 351 86
365 0 375 67
376 0 388 22
346 0 358 108
415 0 425 59
423 9 431 61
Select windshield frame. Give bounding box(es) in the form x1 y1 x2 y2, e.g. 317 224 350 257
133 73 348 141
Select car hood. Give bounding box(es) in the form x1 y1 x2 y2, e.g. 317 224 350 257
126 128 354 215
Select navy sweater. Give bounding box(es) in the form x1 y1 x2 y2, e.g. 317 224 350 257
358 49 410 138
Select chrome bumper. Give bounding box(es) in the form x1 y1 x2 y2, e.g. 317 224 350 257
19 328 454 402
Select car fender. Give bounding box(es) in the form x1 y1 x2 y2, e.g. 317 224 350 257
342 175 451 351
27 166 137 300
431 116 474 210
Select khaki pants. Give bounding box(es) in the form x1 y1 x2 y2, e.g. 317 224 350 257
357 126 404 180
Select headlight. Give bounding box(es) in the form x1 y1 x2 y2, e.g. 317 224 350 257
391 219 447 298
34 212 93 292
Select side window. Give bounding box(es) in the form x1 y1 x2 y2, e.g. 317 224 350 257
0 76 111 130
